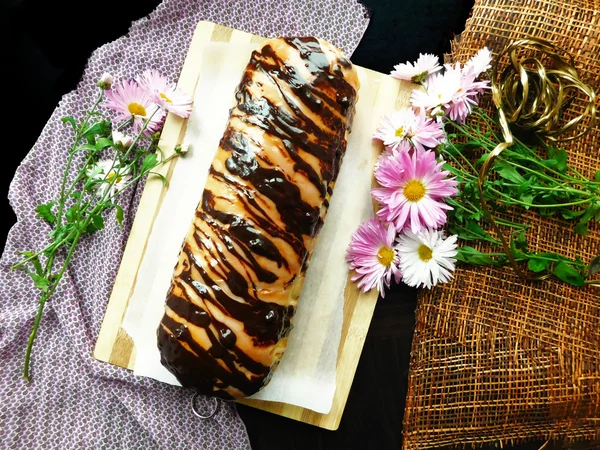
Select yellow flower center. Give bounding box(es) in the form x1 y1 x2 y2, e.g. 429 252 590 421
377 246 395 267
107 171 122 184
403 179 426 202
128 102 147 116
160 92 173 103
418 244 433 262
395 126 405 137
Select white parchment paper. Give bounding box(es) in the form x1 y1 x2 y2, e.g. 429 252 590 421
122 41 374 413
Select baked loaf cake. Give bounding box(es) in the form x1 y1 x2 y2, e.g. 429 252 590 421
157 37 359 399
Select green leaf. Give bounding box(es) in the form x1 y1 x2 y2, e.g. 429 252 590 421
66 205 79 223
19 252 44 276
495 161 526 184
114 205 124 225
149 172 169 186
574 223 589 236
82 120 111 138
85 223 99 233
84 179 97 192
561 209 585 220
595 170 600 182
61 116 77 131
451 220 496 243
48 225 66 243
585 203 600 223
27 272 50 292
474 152 489 167
547 147 567 173
466 221 488 236
512 231 528 251
442 163 461 177
456 246 502 266
35 202 56 224
141 153 159 174
527 258 548 273
75 144 97 153
516 177 533 196
519 193 534 208
589 256 600 275
553 261 585 286
95 137 114 150
90 214 105 232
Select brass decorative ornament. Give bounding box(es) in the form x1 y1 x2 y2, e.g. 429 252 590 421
477 37 598 284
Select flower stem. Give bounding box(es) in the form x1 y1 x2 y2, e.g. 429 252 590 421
23 290 49 381
487 187 594 208
23 233 81 381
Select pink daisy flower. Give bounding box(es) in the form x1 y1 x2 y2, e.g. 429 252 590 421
138 69 193 119
345 218 402 297
372 150 458 233
373 107 445 153
391 53 443 83
378 140 412 165
104 79 164 135
397 229 458 289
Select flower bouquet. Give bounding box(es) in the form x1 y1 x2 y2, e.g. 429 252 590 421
13 70 193 380
347 44 599 296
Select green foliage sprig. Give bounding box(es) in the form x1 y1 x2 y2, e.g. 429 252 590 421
13 74 188 381
439 108 600 286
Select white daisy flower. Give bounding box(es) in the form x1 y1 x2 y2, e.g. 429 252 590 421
411 63 490 124
410 66 463 115
98 72 114 90
372 107 445 153
87 159 132 199
465 47 493 77
175 143 190 155
391 53 443 83
396 229 458 289
112 130 133 148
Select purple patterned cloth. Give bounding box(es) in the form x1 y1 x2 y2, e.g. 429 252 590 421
0 1 369 448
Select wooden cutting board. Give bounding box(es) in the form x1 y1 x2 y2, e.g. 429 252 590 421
94 20 413 430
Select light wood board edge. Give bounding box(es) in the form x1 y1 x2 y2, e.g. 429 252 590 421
93 20 412 430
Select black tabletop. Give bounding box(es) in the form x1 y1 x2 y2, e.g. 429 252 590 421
1 0 549 448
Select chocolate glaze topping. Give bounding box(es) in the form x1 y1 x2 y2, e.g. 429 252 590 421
157 37 358 399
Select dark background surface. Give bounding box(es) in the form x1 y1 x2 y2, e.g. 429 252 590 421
0 0 553 448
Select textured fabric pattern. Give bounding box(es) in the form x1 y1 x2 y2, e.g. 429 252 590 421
402 0 600 449
0 1 370 448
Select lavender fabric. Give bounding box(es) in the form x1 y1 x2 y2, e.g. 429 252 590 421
0 1 370 448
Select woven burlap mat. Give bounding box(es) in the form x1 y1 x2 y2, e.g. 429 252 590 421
402 1 600 448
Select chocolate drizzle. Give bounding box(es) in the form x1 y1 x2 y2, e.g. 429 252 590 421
157 37 358 399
